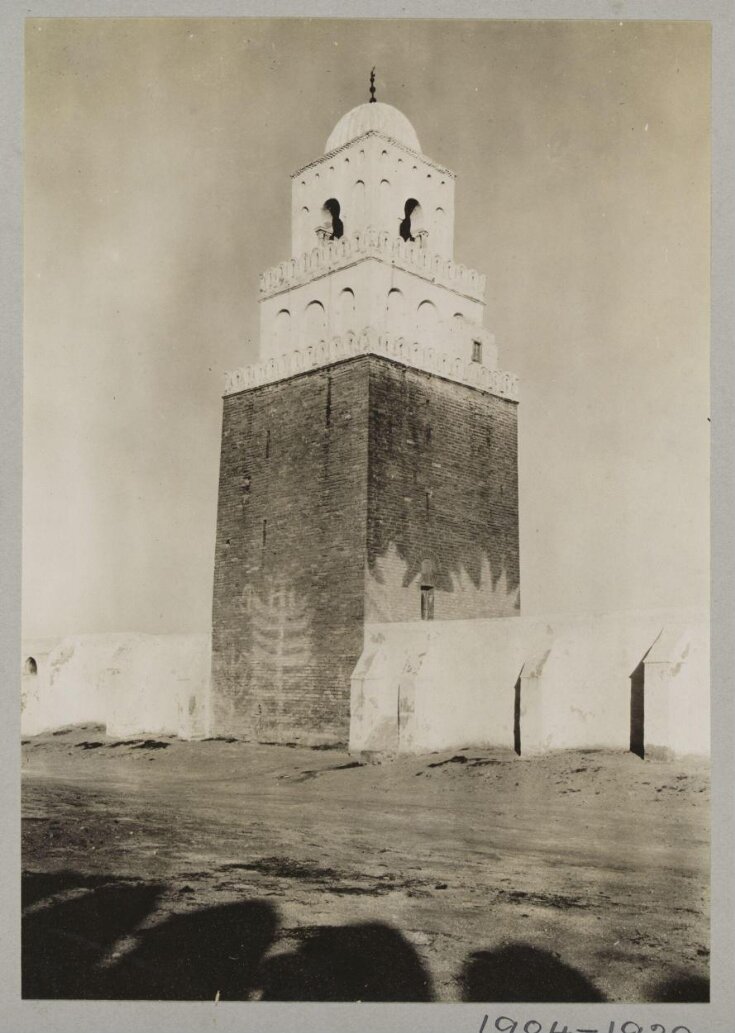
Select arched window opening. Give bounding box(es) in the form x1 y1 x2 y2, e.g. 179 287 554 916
317 198 343 241
400 198 426 243
420 586 435 621
417 299 438 331
339 287 355 310
387 287 404 317
305 299 327 338
274 309 292 351
24 657 37 676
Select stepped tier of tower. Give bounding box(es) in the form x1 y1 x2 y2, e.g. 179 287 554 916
223 326 519 401
259 230 486 301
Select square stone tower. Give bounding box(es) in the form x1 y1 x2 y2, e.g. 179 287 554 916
211 90 520 745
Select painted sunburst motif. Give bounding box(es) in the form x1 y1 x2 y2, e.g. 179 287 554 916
366 542 519 623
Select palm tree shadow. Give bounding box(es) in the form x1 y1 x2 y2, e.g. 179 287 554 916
460 943 606 1003
22 870 279 1001
23 878 163 999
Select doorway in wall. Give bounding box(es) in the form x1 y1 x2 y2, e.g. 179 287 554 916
513 674 522 755
630 660 645 758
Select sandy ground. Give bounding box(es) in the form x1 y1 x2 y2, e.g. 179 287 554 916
21 726 710 1002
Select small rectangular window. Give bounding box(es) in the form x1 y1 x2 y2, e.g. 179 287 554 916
472 340 482 364
265 429 271 458
421 586 435 621
262 518 267 546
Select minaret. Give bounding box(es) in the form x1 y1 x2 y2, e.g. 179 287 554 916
211 81 520 746
256 78 497 371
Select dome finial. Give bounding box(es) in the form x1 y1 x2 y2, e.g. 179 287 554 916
369 67 376 104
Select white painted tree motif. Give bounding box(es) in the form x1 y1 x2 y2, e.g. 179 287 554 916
243 581 313 722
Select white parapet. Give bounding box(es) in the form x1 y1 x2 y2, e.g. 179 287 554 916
350 608 710 757
223 326 520 402
20 633 212 740
259 228 487 302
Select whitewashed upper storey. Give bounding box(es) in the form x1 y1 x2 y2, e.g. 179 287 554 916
226 92 518 400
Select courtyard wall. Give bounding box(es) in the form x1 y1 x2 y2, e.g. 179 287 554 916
21 633 210 740
350 608 709 757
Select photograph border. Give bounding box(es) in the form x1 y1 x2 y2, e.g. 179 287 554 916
2 2 732 1031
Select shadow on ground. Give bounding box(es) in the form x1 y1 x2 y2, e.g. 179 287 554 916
105 900 277 999
460 943 606 1002
648 973 710 1003
23 876 163 999
21 871 709 1003
22 869 114 910
259 923 433 1001
22 871 278 1000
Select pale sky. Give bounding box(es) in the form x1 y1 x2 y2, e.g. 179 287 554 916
23 18 710 637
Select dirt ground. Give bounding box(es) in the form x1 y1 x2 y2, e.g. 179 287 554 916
21 725 710 1002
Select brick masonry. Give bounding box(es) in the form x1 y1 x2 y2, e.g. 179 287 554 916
366 359 520 623
211 353 519 745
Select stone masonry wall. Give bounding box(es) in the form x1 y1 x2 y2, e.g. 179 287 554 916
366 361 520 622
211 354 520 744
211 359 370 744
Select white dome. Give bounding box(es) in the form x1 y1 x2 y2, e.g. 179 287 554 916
325 102 421 154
